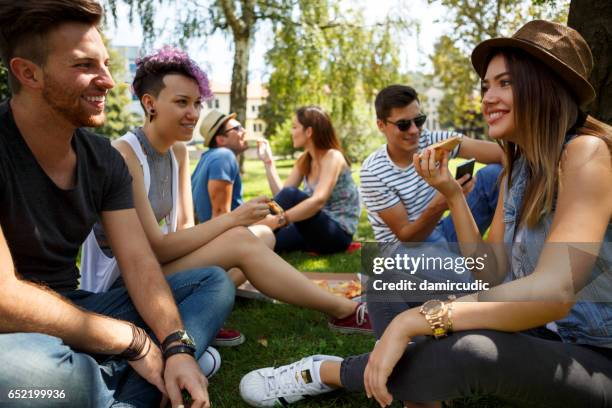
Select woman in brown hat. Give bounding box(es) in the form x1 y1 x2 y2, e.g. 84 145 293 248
239 20 612 408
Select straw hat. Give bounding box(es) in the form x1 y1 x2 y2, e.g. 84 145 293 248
471 20 595 108
195 110 237 146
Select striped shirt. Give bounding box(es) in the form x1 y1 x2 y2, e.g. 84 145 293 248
360 129 462 242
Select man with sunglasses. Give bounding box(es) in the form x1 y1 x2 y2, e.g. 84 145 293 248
360 84 504 243
192 110 249 223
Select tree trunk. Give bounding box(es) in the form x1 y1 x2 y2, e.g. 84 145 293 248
231 34 250 173
231 34 250 126
568 0 612 125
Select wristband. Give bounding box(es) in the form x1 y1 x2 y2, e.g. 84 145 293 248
278 213 288 227
161 330 196 353
164 344 196 360
446 295 456 333
118 323 150 361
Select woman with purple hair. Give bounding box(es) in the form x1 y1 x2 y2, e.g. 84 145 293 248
81 46 373 355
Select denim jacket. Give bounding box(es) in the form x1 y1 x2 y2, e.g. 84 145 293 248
503 148 612 348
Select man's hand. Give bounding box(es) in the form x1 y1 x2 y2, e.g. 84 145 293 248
128 341 167 397
164 354 210 408
229 196 271 226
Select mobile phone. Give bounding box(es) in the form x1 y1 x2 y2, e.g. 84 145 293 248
455 159 476 184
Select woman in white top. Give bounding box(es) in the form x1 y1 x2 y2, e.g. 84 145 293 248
81 47 372 347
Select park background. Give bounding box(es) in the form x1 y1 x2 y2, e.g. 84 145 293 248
1 1 611 406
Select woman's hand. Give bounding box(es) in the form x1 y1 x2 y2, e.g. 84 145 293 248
229 196 271 226
364 314 413 407
255 213 284 230
413 149 469 200
256 139 274 165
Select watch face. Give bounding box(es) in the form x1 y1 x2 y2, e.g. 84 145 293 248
422 300 443 314
180 331 196 347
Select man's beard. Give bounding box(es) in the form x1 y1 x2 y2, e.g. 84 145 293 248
42 72 106 128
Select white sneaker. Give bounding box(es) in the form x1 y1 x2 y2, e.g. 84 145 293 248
198 346 221 378
240 355 342 407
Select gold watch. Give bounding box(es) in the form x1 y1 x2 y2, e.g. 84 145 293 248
419 299 449 339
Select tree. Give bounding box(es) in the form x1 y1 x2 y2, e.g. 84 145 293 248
567 0 612 124
261 0 410 161
106 0 294 127
428 0 570 135
0 38 138 137
429 35 482 135
95 39 141 139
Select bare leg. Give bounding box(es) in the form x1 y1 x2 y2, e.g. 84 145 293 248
320 360 343 388
227 267 246 286
248 224 275 249
162 227 356 319
222 225 275 286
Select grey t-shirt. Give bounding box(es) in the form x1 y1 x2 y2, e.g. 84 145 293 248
94 128 173 256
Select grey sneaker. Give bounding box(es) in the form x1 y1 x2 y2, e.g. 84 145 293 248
240 355 343 407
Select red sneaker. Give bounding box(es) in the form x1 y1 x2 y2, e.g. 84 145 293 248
212 327 246 347
328 302 373 334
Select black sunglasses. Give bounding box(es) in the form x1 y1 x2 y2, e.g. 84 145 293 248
386 114 427 131
222 125 245 135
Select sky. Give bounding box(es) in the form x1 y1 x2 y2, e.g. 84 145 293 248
105 0 449 84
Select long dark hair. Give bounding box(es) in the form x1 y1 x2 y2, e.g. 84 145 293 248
489 49 612 227
295 106 350 176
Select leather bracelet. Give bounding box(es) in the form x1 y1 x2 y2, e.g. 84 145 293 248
161 330 195 353
129 337 152 361
118 323 150 361
164 344 196 360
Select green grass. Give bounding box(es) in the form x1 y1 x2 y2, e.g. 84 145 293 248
195 157 499 407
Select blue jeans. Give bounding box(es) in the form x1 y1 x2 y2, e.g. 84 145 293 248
0 267 234 407
427 164 502 243
273 187 352 254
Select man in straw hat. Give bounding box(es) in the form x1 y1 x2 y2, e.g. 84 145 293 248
192 110 248 223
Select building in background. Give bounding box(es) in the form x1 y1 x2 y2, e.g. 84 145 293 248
423 86 442 131
112 45 143 116
203 82 268 143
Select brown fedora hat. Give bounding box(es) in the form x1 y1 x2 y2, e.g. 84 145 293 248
471 20 595 108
